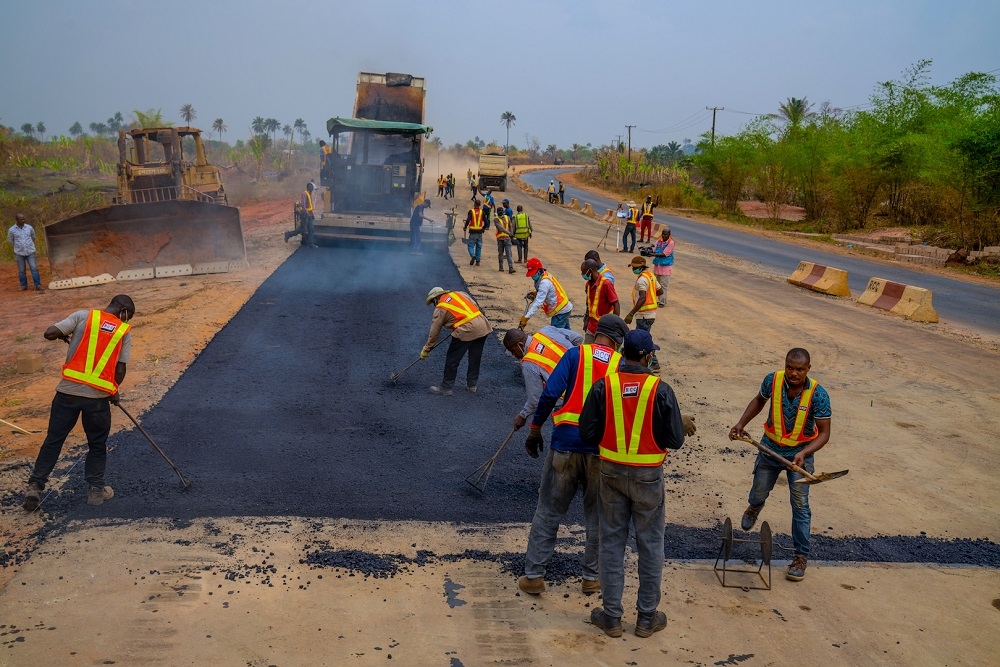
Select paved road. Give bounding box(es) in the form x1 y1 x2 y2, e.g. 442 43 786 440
522 169 1000 334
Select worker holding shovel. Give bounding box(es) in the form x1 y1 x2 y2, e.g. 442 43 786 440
729 348 832 582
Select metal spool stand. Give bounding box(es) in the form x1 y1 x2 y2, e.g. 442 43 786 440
713 517 772 590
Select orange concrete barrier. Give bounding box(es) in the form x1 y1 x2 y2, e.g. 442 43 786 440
535 187 547 199
604 209 615 222
858 277 939 323
568 198 581 211
787 261 851 297
582 203 595 217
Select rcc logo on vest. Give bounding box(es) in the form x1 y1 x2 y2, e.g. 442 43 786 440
622 382 640 398
533 342 545 354
100 322 118 334
593 349 612 363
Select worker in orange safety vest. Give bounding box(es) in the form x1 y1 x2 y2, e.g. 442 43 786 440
423 287 493 396
502 325 583 431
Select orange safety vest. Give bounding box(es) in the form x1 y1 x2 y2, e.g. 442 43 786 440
632 270 658 312
763 371 820 447
321 145 332 164
598 372 666 466
552 344 622 427
303 189 314 212
435 291 483 328
587 274 613 321
641 201 655 219
495 214 511 239
521 332 568 375
628 206 638 222
539 271 570 316
61 310 131 394
468 208 484 232
598 264 615 284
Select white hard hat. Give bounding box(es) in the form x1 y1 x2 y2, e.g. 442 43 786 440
426 287 447 305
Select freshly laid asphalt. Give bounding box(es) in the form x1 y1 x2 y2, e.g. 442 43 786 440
522 169 1000 334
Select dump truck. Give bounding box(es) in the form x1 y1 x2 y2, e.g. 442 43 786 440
315 72 446 248
44 126 246 289
477 153 508 192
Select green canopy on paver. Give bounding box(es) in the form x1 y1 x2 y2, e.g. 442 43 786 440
326 117 433 135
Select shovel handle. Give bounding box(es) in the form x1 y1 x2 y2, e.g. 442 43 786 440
739 435 820 482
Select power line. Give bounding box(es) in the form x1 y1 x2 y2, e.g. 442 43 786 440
636 109 711 133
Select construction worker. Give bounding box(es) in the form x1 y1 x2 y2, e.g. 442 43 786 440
437 175 445 197
7 213 44 291
558 180 566 205
651 226 675 306
463 200 485 266
728 348 831 582
319 140 332 166
518 314 629 597
23 295 135 511
501 198 513 221
512 205 532 263
422 287 493 396
285 182 317 247
638 195 657 243
547 180 557 204
410 199 433 255
581 259 620 344
494 206 516 273
621 200 638 253
579 329 689 638
470 174 479 200
502 326 583 430
522 258 573 330
584 250 615 284
623 256 662 372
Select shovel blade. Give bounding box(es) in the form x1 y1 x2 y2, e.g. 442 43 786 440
794 469 849 484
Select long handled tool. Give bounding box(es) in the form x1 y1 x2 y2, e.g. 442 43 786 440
1 417 41 434
518 294 532 330
117 404 191 490
737 435 848 485
389 332 452 383
464 427 517 494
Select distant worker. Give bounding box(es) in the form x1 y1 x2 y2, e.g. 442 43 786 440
319 140 332 166
447 173 456 199
581 259 620 344
423 287 493 396
494 205 516 274
23 295 136 511
467 168 473 185
651 226 675 306
483 189 495 211
638 195 657 243
502 198 513 221
438 175 446 197
410 198 433 255
580 329 690 639
623 256 662 372
285 182 318 247
728 348 831 582
512 205 533 263
470 174 479 201
558 180 566 205
463 200 485 266
584 250 615 284
522 258 573 330
547 180 557 204
621 200 638 253
7 213 44 292
502 325 583 431
518 315 628 597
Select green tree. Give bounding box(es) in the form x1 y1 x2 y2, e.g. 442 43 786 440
89 122 108 136
293 118 305 146
180 103 197 125
20 123 35 138
500 111 516 153
35 121 46 140
131 108 169 128
251 116 266 136
107 112 124 133
69 121 83 137
265 118 280 145
776 97 816 128
212 118 227 142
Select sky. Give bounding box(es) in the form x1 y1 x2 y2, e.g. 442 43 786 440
1 0 998 150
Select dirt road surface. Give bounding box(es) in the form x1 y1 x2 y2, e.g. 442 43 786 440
1 189 998 666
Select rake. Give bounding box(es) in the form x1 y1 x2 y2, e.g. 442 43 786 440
464 427 517 494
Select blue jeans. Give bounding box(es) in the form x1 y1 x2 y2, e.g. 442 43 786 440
622 224 636 252
747 446 813 556
524 448 601 582
634 317 659 365
16 253 41 289
598 459 665 619
496 238 513 269
466 232 482 261
410 222 422 252
550 311 571 330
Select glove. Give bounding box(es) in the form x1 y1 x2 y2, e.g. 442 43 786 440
519 316 529 328
109 392 120 406
525 290 537 301
624 313 634 325
681 414 696 436
525 426 544 458
513 414 527 430
420 349 430 360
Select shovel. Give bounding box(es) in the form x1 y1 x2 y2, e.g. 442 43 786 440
737 435 848 485
464 427 517 494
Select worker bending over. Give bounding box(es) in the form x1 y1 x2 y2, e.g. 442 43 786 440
503 326 583 431
522 258 573 330
423 287 493 396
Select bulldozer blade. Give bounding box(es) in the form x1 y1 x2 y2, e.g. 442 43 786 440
44 200 246 288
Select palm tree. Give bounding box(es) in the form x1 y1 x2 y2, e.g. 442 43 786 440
131 108 169 129
20 123 35 138
282 124 293 145
212 118 227 142
293 118 305 146
301 129 311 145
251 116 266 136
776 97 815 128
545 144 557 158
500 111 516 154
265 118 280 145
180 103 197 125
107 112 124 133
69 122 83 137
35 122 46 140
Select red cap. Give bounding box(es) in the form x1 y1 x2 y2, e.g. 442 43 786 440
525 258 543 278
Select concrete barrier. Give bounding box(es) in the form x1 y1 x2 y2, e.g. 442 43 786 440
535 187 547 199
582 203 595 217
568 198 581 211
787 261 851 297
858 277 939 323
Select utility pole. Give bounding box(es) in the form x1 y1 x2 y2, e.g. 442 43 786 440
706 107 724 146
625 125 636 160
615 134 623 152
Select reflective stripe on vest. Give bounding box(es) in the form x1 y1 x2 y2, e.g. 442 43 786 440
641 201 654 218
435 291 483 328
552 344 622 427
628 206 638 221
540 272 570 316
303 189 314 212
495 214 511 239
513 213 531 239
61 310 130 394
763 371 819 447
599 372 665 466
587 274 612 321
633 270 658 312
598 264 615 284
521 332 568 375
468 208 484 232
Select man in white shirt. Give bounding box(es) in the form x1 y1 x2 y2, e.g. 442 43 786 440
7 213 43 291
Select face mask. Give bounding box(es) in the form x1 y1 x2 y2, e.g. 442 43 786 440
532 274 541 283
582 273 590 281
632 268 642 275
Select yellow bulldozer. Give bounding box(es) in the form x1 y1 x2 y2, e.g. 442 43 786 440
44 126 246 289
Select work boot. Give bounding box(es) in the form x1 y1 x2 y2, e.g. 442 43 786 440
20 286 27 291
786 555 808 581
590 608 623 638
499 266 504 272
518 575 545 596
469 258 476 266
283 231 292 243
87 485 114 506
428 386 453 397
467 386 477 393
34 286 44 292
581 579 601 595
635 610 667 638
741 504 763 531
508 268 516 274
22 483 42 512
475 259 480 266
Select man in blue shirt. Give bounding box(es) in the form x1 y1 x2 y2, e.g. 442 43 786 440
729 348 832 581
